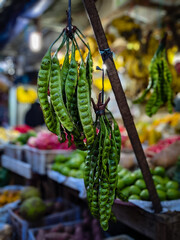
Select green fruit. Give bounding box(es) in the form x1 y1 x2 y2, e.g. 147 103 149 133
128 195 141 200
129 185 141 195
163 177 170 185
150 169 154 175
117 179 125 190
152 175 164 185
117 165 123 172
140 189 150 200
121 186 131 198
156 184 166 192
166 181 179 190
122 173 137 186
20 187 41 202
20 197 46 221
153 166 165 177
133 169 143 179
157 190 166 201
118 169 129 178
166 189 180 200
80 162 85 170
135 179 146 190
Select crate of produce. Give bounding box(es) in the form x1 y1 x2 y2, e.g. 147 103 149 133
28 210 103 240
0 185 23 223
24 146 72 175
4 144 25 161
1 155 32 179
9 197 81 240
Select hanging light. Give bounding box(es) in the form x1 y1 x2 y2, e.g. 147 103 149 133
29 19 42 52
29 31 42 52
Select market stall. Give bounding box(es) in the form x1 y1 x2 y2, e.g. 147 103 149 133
0 0 180 239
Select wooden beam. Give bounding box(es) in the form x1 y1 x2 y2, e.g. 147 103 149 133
83 0 162 213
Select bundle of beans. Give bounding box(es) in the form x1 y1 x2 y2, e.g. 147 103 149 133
37 27 94 150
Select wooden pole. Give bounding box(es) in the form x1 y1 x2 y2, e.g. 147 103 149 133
83 0 162 213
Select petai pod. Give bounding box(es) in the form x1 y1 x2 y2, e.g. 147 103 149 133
77 62 94 145
50 36 74 132
37 48 57 134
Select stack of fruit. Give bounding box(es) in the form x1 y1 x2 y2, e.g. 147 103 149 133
116 165 180 201
51 150 86 178
0 189 20 207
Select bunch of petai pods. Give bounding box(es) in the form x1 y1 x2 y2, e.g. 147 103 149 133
133 35 174 117
37 27 121 231
37 28 94 150
84 111 121 231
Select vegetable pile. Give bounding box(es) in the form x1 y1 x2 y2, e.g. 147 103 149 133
85 110 121 231
37 26 94 150
116 165 180 201
134 35 174 116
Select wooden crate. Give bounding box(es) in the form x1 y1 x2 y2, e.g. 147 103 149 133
113 200 180 240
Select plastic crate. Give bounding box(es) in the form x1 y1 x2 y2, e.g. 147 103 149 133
4 144 25 161
24 146 72 175
28 220 82 240
9 198 81 240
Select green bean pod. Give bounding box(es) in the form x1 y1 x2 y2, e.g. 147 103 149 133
86 49 93 97
37 48 57 134
50 38 74 132
77 62 94 145
65 42 78 111
61 39 69 102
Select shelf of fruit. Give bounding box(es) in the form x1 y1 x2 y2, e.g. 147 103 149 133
48 150 86 198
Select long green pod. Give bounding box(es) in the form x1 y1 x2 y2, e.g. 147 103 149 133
61 39 70 102
37 47 57 134
50 36 74 132
77 62 94 145
65 42 78 111
86 48 93 97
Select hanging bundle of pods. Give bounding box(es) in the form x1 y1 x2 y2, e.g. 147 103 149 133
84 94 121 231
133 35 174 117
37 26 94 149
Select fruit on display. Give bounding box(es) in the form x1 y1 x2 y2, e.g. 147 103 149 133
19 197 46 221
27 131 76 150
52 150 86 178
11 131 36 145
13 125 33 133
146 136 180 154
20 187 41 202
0 190 20 207
16 86 37 104
0 127 19 144
116 165 180 201
37 25 94 150
35 210 103 240
133 35 174 116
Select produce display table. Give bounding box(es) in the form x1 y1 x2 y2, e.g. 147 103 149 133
113 200 180 240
